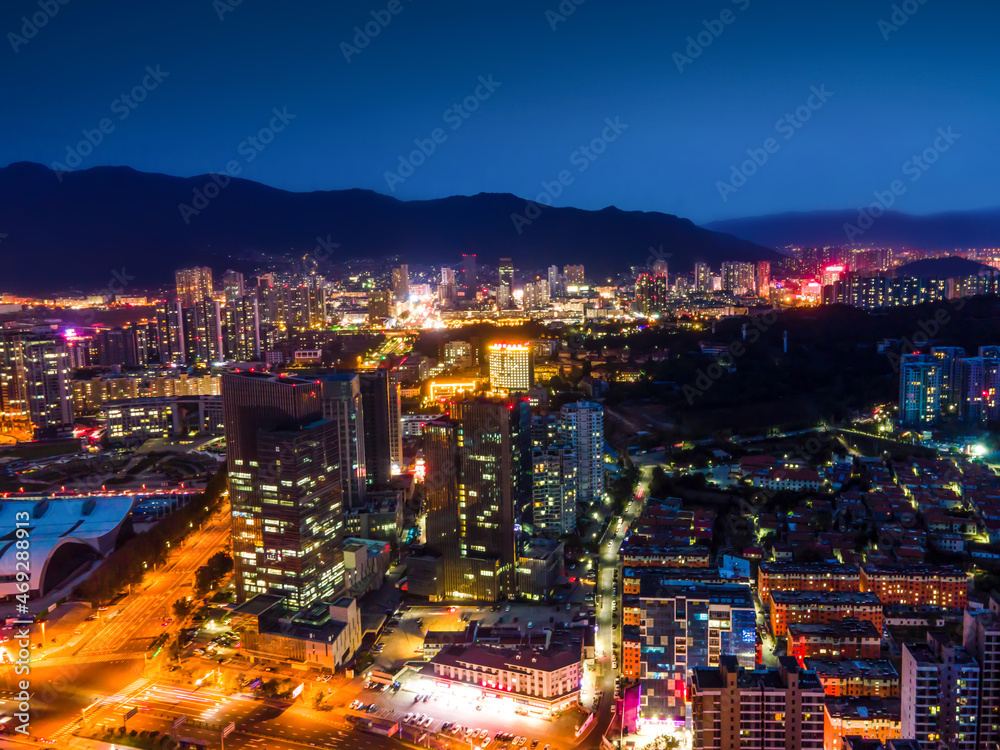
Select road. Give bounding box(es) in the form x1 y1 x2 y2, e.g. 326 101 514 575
0 499 233 741
585 465 651 745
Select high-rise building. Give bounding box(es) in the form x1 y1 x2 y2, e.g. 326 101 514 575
439 267 457 305
523 279 550 310
963 594 1000 749
360 368 401 487
637 581 756 722
175 266 214 307
634 273 668 315
422 397 530 601
319 373 367 509
963 355 1000 424
756 260 771 296
560 401 604 507
721 261 756 295
548 265 562 298
95 328 127 367
224 295 261 363
694 262 713 293
690 656 826 750
461 254 478 294
931 347 967 413
901 634 979 750
0 332 75 436
498 258 513 308
223 269 245 305
155 300 185 365
531 443 576 535
182 298 224 364
123 323 152 367
564 265 584 286
391 265 409 302
368 290 393 324
222 371 345 608
488 343 533 393
898 354 941 427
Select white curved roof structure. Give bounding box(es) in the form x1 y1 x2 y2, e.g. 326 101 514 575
0 496 133 598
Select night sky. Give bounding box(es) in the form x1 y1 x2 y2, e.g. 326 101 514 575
3 0 996 223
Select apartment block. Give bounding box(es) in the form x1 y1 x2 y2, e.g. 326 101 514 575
823 697 901 750
757 562 860 604
859 563 967 609
788 619 883 662
805 659 899 698
690 656 825 750
769 591 883 638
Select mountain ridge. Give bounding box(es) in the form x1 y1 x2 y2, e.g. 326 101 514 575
0 162 776 294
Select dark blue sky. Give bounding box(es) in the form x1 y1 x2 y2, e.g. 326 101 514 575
3 0 996 223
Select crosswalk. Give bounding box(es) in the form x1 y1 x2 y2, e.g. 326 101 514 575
49 677 152 741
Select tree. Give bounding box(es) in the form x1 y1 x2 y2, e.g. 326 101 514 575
172 599 193 619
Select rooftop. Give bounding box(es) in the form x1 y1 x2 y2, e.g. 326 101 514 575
771 591 882 606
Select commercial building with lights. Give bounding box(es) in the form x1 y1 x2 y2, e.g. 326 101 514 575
102 395 224 445
690 656 825 750
488 343 533 393
222 371 345 608
636 581 756 723
0 331 74 436
426 642 582 716
420 397 531 602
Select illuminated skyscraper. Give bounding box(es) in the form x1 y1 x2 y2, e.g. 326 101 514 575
721 261 756 295
222 371 345 608
488 343 533 393
694 262 712 293
319 373 367 509
498 258 513 308
223 269 245 305
175 266 214 307
532 443 576 535
224 295 262 362
155 300 185 364
0 333 74 437
391 265 409 301
756 260 771 296
360 368 402 486
182 298 224 364
898 354 941 427
423 397 530 601
560 400 604 507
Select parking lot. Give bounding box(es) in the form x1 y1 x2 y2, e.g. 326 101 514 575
348 671 584 750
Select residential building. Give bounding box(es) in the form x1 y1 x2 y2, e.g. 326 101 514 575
175 266 214 307
787 619 883 663
901 635 980 750
823 697 901 750
319 373 367 508
360 368 402 486
391 265 409 301
689 656 825 750
805 659 899 698
721 261 756 295
769 592 884 638
859 564 967 609
560 400 604 507
962 593 1000 748
639 582 756 722
757 562 861 605
531 443 577 535
898 354 941 428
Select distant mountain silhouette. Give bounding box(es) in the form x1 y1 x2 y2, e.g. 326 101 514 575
0 162 777 295
703 208 1000 251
